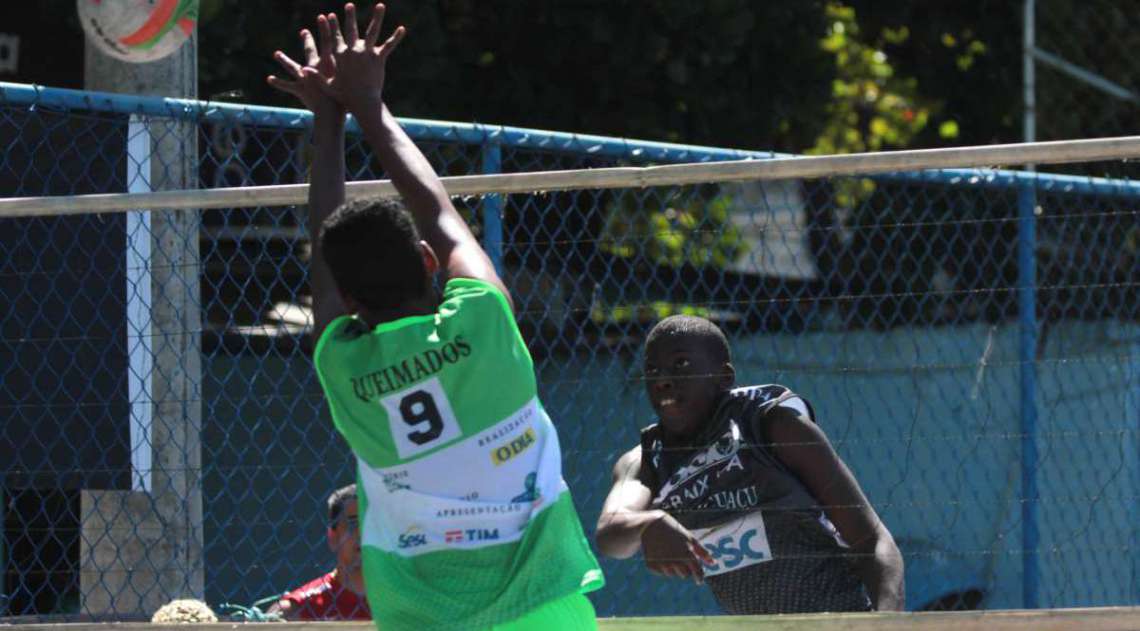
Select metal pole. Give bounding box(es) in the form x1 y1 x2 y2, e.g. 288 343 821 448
1017 183 1040 609
1128 333 1139 602
81 30 202 617
1024 0 1036 146
481 140 504 273
0 486 6 616
126 115 154 494
1020 1 1041 609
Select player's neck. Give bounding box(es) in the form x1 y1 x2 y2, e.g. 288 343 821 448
331 566 366 595
358 295 437 327
661 423 702 447
660 402 724 446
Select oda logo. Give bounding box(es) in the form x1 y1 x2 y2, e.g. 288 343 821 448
397 526 428 549
702 529 768 573
490 428 536 466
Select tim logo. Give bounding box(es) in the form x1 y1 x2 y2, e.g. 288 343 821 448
693 513 773 577
490 428 536 466
444 528 501 544
397 526 428 549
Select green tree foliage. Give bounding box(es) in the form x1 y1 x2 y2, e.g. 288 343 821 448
847 0 1021 147
601 191 743 268
806 3 946 210
809 3 936 157
803 3 966 327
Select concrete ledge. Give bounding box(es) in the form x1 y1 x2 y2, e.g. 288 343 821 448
5 607 1140 631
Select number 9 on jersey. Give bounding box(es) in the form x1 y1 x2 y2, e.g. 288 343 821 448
380 377 463 459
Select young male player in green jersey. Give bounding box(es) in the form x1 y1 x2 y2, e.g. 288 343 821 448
267 4 603 630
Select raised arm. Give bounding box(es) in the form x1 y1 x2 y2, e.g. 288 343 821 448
315 4 512 308
595 446 713 583
267 24 347 338
763 401 905 611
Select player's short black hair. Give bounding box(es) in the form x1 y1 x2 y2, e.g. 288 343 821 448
327 483 357 526
318 198 428 311
645 315 731 364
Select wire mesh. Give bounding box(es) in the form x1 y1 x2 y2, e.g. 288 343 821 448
0 83 1138 620
1035 0 1140 143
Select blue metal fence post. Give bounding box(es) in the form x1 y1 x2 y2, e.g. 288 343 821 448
0 486 5 615
1129 334 1139 602
481 138 504 273
1017 182 1040 609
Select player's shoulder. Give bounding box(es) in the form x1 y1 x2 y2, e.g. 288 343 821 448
639 421 663 443
316 315 370 350
441 277 512 310
611 444 644 478
329 314 371 339
725 384 815 422
312 315 371 369
638 422 666 458
725 383 797 407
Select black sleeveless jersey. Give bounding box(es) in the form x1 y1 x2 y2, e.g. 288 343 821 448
640 384 872 614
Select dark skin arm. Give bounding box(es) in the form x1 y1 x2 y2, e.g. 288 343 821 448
595 446 714 584
763 400 905 611
267 19 351 339
314 4 513 309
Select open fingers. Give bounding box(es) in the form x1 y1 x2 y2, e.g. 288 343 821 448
328 12 347 52
304 66 342 100
665 560 693 578
377 25 405 60
649 559 691 579
272 50 304 79
299 29 319 67
688 539 715 566
343 3 360 46
363 3 385 48
685 556 705 585
265 75 302 97
316 15 336 64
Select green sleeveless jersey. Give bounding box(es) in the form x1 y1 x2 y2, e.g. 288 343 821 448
314 278 603 630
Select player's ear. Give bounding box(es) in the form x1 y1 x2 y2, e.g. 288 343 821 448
719 362 735 390
337 286 361 314
326 526 338 552
418 240 440 277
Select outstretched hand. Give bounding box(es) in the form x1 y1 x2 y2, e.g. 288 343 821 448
641 514 716 585
267 26 341 119
313 3 406 115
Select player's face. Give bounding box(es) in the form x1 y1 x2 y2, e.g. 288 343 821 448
644 336 730 438
329 500 361 571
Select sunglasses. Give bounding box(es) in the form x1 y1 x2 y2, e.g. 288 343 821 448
331 516 360 531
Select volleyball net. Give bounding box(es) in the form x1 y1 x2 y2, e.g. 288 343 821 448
0 82 1138 624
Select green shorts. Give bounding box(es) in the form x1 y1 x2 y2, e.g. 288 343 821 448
486 592 597 631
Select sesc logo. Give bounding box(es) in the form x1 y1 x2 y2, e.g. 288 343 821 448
701 529 769 575
490 427 536 466
693 512 773 577
397 526 428 549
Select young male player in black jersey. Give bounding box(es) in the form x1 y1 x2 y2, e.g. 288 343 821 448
595 315 904 614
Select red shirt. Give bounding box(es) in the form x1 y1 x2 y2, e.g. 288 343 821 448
281 570 371 620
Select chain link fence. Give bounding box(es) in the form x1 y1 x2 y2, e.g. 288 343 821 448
1034 0 1140 142
1 82 1138 620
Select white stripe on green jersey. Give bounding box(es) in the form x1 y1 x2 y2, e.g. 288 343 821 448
314 277 603 630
